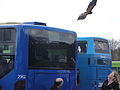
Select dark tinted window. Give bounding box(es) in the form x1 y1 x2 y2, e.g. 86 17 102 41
94 39 109 54
0 28 15 42
0 28 16 79
0 30 3 41
78 41 87 53
29 29 76 69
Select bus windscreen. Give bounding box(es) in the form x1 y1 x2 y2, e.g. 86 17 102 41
0 28 16 78
94 39 109 54
29 29 76 69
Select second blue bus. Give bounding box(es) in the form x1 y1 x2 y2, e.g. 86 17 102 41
77 37 112 90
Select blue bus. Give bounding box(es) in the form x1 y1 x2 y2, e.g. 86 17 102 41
0 22 77 90
77 37 112 90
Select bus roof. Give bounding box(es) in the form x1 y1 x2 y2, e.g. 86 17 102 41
77 37 107 41
0 22 76 34
112 61 120 67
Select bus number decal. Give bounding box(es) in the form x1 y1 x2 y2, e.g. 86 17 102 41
17 75 26 79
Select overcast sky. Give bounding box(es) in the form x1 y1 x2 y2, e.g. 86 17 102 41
0 0 120 40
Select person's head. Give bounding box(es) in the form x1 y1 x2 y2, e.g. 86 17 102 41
54 78 64 87
108 71 120 84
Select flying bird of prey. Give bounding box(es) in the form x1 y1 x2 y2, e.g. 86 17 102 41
77 0 97 20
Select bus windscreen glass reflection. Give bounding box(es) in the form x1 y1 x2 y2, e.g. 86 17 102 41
94 39 109 54
0 28 16 79
29 29 76 69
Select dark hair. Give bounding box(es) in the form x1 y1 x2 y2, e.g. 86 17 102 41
54 81 62 86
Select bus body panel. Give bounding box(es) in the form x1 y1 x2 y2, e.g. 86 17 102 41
77 54 111 90
27 70 76 90
0 71 15 89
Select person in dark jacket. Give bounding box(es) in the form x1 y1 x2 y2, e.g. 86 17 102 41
101 71 120 90
77 0 97 20
50 78 63 90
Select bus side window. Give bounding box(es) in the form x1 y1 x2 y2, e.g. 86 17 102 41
78 41 87 53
